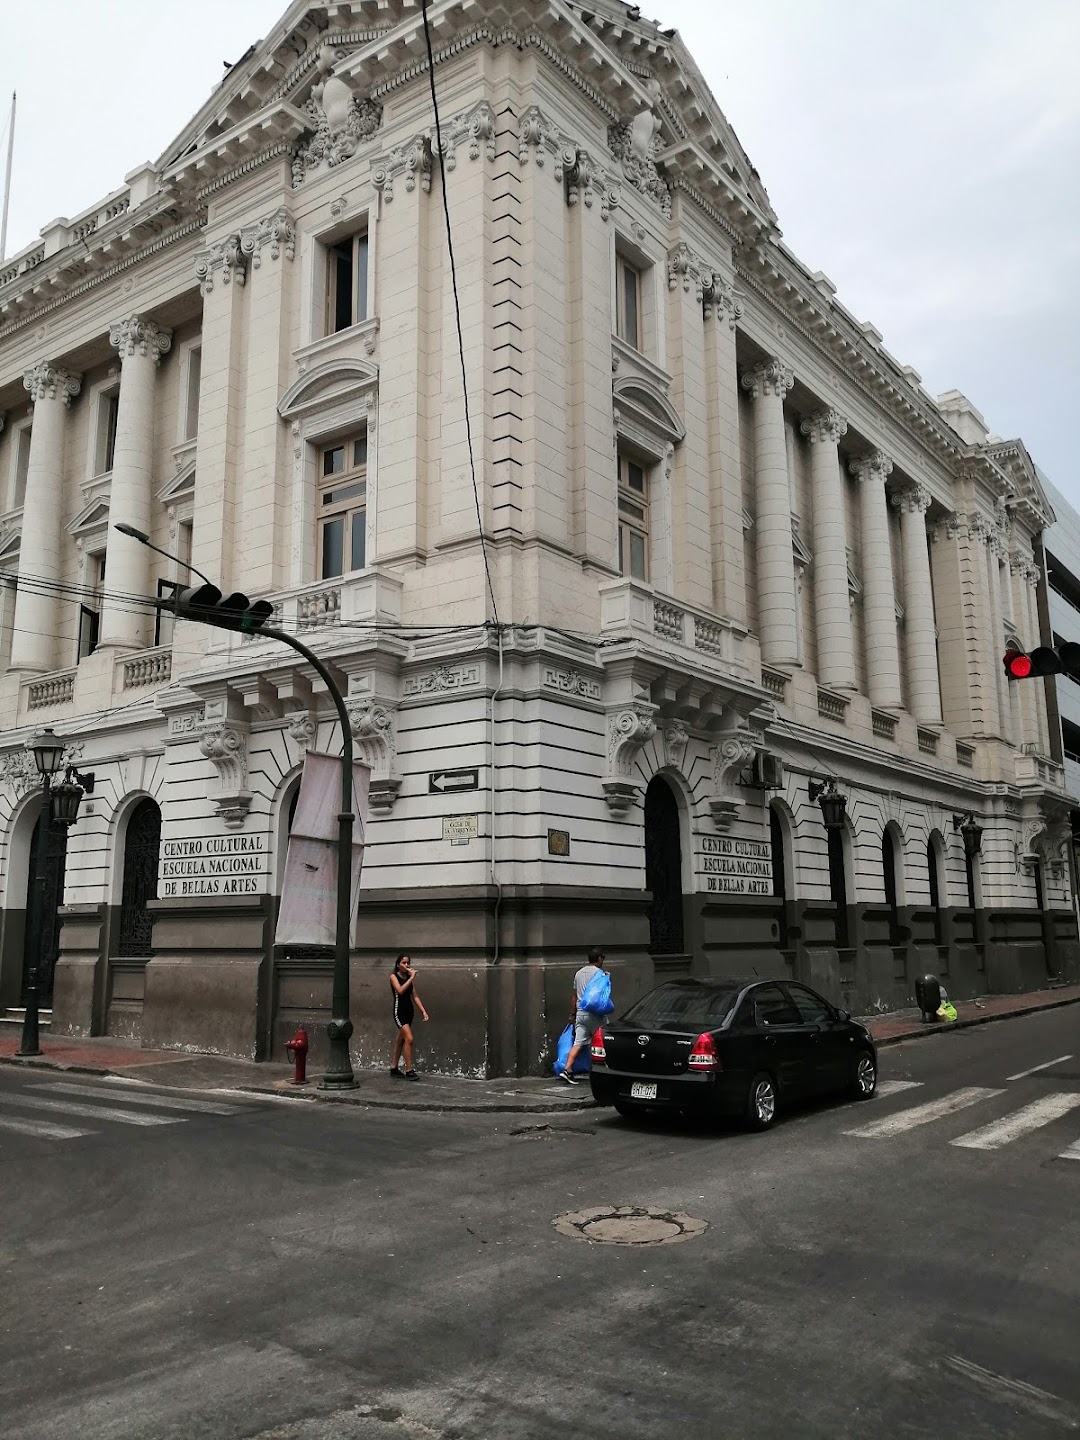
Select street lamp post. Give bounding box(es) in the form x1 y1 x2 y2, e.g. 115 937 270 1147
18 727 73 1057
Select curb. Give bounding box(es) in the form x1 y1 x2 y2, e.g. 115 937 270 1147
869 991 1080 1048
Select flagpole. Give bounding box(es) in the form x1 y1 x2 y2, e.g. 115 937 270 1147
0 92 15 264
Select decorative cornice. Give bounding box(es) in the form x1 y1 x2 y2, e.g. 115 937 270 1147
194 233 247 295
666 242 714 302
891 482 932 515
109 315 173 366
195 143 292 201
239 208 296 268
849 451 893 486
23 362 82 406
800 408 848 446
741 358 793 402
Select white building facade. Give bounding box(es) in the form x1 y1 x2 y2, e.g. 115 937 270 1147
0 0 1075 1074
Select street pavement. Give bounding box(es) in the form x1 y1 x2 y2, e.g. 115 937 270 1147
2 1006 1079 1439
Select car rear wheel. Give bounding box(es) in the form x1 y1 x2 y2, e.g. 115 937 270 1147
744 1072 777 1131
850 1050 877 1099
613 1100 645 1121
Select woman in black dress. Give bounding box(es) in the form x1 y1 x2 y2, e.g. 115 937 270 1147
390 953 429 1080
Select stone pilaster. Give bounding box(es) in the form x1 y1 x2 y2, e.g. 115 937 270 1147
11 362 82 672
665 244 713 609
801 408 855 690
99 316 172 650
892 482 942 726
703 277 745 624
850 451 902 710
742 358 798 667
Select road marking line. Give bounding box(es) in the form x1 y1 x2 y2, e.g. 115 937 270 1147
844 1086 1001 1139
30 1082 243 1116
952 1093 1080 1151
943 1355 1079 1430
6 1096 181 1128
874 1080 923 1098
1006 1054 1072 1081
0 1113 91 1141
1059 1139 1080 1162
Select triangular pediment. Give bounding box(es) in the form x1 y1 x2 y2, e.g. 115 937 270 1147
0 527 20 561
279 358 378 422
158 458 196 503
67 499 110 538
985 438 1054 529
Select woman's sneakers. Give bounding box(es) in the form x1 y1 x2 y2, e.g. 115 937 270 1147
404 1070 419 1081
389 1066 404 1079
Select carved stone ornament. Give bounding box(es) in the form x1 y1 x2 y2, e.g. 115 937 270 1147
565 147 619 220
287 712 317 755
0 748 38 795
194 234 247 295
403 663 479 698
437 100 497 169
603 703 658 817
708 730 758 832
23 361 82 406
891 483 932 516
518 105 577 176
198 722 252 828
703 275 742 329
663 720 690 773
371 133 433 202
741 359 794 402
239 208 296 268
291 57 383 188
800 409 848 446
607 94 671 219
347 700 401 814
667 243 714 302
849 450 894 487
109 315 173 366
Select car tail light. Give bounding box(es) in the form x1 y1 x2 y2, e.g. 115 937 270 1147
688 1032 719 1071
590 1028 607 1063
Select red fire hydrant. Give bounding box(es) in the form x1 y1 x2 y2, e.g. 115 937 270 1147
285 1026 309 1085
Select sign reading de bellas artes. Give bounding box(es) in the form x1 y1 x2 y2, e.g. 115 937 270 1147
159 834 267 898
702 836 772 895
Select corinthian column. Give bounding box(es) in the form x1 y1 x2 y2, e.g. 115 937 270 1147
742 358 798 667
10 362 82 672
801 408 854 690
892 483 942 726
99 316 172 650
850 451 902 709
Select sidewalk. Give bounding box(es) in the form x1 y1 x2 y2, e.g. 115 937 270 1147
3 979 1079 1111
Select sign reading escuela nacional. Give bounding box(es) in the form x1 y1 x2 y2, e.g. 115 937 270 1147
160 834 267 898
701 835 773 895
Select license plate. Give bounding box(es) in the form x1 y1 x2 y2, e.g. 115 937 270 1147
630 1082 657 1101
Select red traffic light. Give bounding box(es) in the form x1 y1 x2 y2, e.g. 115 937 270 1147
1004 646 1063 680
1005 650 1032 678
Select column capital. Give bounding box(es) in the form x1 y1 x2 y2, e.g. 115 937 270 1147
703 275 742 329
890 482 932 515
800 408 847 445
23 361 82 406
741 358 793 401
849 450 893 485
666 241 714 302
239 207 296 269
194 233 247 295
109 315 173 365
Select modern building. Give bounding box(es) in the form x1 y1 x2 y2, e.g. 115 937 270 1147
0 0 1075 1075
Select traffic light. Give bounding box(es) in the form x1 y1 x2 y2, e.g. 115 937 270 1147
173 583 274 634
1004 643 1080 680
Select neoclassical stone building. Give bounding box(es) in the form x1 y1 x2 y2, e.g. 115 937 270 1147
0 0 1074 1073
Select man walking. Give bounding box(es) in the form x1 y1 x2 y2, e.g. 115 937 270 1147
560 948 609 1084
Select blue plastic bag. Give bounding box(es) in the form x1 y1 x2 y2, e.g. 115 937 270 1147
554 1021 591 1075
579 970 615 1015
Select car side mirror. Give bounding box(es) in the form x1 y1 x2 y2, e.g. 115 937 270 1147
836 1009 850 1022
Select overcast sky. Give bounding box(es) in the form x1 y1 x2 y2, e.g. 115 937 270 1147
2 1 1077 500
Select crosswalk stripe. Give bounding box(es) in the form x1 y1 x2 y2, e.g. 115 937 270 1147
1006 1055 1072 1082
32 1082 243 1116
7 1095 180 1128
951 1093 1080 1151
0 1113 91 1141
844 1086 1002 1139
1059 1139 1080 1162
874 1080 923 1098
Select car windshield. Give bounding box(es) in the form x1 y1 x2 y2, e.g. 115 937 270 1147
620 984 741 1032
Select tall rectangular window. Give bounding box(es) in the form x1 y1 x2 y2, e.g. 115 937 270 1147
616 256 641 350
155 522 193 646
78 555 106 660
185 347 202 441
318 434 367 578
95 391 120 476
617 453 649 581
12 428 31 508
326 232 369 335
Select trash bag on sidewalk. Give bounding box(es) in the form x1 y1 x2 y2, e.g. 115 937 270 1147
937 1001 958 1022
554 1022 591 1075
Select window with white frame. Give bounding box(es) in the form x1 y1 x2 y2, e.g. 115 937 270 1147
318 433 368 578
78 554 106 660
12 426 31 509
615 254 643 351
617 452 649 581
94 390 120 477
325 230 369 335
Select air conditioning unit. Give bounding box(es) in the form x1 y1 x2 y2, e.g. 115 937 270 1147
752 753 784 789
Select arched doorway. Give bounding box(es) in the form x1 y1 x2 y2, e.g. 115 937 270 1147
882 826 902 945
827 823 850 950
118 800 162 957
644 776 684 955
770 802 791 949
927 832 945 944
22 806 69 1007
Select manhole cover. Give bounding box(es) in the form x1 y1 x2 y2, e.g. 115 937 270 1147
552 1204 709 1246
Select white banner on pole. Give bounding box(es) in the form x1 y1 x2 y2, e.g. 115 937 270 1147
275 751 370 948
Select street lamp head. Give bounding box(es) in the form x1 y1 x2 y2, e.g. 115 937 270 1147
113 522 150 544
953 812 983 859
809 777 848 829
50 776 85 827
27 726 67 778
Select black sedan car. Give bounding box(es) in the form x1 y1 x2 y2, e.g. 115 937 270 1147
589 977 877 1130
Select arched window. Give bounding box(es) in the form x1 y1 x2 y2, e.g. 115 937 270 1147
927 832 946 944
770 803 791 949
118 799 162 957
882 827 901 945
827 824 850 949
644 775 684 955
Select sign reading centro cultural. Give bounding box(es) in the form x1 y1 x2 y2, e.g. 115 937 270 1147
160 834 267 897
702 835 773 895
